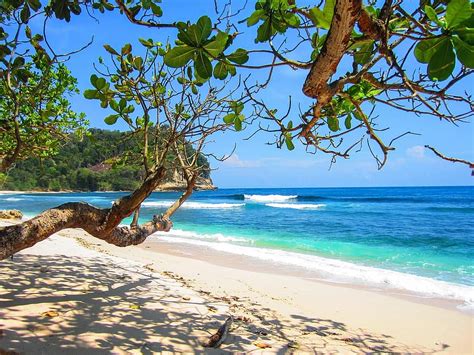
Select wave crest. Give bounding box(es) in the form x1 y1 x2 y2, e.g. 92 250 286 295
266 203 326 210
142 201 245 209
244 194 297 202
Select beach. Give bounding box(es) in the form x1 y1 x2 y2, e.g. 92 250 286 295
0 220 472 354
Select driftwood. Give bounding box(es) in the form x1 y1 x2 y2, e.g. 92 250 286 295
202 316 233 348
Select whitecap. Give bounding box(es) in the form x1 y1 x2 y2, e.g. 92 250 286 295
266 203 326 210
4 197 24 201
142 201 245 209
244 194 297 202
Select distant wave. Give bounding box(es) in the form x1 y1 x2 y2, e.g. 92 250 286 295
266 203 326 210
152 232 474 307
142 201 245 209
244 194 297 202
4 197 24 201
222 194 443 204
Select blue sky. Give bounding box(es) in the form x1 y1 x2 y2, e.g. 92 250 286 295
30 1 473 188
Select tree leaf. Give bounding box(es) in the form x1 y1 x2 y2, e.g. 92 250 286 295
121 43 132 55
414 37 446 63
256 19 273 42
164 46 195 67
103 44 119 55
454 27 474 45
203 31 228 57
194 50 212 79
231 101 244 114
354 41 374 65
327 116 340 132
227 48 249 64
104 114 119 125
428 39 455 81
285 136 295 150
345 113 352 129
193 16 212 44
452 36 474 68
445 0 472 29
247 9 264 26
234 117 242 131
223 113 236 124
213 61 228 80
84 89 97 99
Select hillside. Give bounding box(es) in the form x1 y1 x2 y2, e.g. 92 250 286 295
1 129 215 192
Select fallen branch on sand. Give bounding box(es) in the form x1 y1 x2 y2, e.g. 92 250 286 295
202 316 233 348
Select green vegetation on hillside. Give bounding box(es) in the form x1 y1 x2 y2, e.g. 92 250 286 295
2 129 211 192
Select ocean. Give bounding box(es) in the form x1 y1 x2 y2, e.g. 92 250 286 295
1 186 473 308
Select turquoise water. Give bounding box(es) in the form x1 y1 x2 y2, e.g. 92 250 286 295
1 186 473 304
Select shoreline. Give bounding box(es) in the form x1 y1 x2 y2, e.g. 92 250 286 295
1 221 472 353
141 236 471 314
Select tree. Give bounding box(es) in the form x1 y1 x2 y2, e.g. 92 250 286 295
0 1 88 172
1 0 473 259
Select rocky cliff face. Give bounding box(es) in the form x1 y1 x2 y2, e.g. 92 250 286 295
155 170 216 191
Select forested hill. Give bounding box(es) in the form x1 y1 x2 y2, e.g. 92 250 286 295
2 129 213 192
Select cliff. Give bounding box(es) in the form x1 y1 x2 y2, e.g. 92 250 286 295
155 169 216 191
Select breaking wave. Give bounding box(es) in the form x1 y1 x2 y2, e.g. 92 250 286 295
142 201 245 209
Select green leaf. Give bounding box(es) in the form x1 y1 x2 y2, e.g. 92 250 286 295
256 19 273 42
203 32 228 57
285 136 295 150
414 37 446 63
452 36 474 68
150 3 162 16
309 0 335 29
139 38 154 48
428 39 455 81
354 41 374 65
344 113 352 129
223 113 236 124
213 61 228 79
247 9 264 26
231 101 244 114
424 5 444 27
121 44 132 55
227 48 249 64
83 89 97 99
234 117 242 131
104 114 119 125
187 16 212 45
454 27 474 45
103 44 119 55
164 46 195 67
194 50 212 79
20 5 30 23
445 0 472 29
133 56 143 70
28 0 41 11
95 77 106 90
327 116 339 132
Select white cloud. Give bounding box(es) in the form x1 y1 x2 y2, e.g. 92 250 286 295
221 154 262 168
406 145 426 159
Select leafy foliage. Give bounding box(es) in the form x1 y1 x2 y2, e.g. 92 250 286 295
3 129 211 191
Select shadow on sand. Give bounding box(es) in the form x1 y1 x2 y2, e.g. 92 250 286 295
0 254 444 353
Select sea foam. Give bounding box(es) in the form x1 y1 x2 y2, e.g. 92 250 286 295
152 231 474 307
244 194 297 202
142 201 245 209
266 203 326 210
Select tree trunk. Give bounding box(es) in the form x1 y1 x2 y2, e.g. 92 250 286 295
0 166 174 260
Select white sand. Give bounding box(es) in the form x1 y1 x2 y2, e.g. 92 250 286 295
0 223 472 353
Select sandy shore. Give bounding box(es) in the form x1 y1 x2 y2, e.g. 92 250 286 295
0 222 472 353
